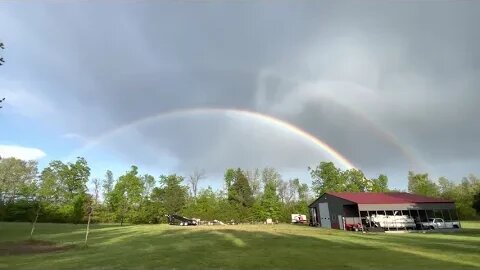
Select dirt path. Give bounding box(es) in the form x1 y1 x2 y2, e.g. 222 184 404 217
0 240 73 256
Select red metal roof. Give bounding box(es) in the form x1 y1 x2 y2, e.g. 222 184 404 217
327 192 453 204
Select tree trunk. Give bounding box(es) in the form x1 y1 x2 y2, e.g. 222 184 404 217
30 205 41 240
84 213 92 246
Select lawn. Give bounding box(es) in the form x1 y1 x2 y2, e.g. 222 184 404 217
1 221 479 270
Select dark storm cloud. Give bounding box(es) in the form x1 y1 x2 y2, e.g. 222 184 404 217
1 0 480 185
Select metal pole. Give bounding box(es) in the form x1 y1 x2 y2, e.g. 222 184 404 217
416 209 421 230
455 208 462 228
394 210 399 231
358 208 363 232
384 210 389 231
367 211 370 229
425 210 430 230
402 210 407 231
447 209 453 222
408 210 412 230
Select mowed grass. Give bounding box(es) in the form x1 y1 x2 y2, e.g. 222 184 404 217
1 221 480 270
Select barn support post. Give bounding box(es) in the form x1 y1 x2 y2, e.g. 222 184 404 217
440 209 445 221
407 210 412 230
357 208 364 232
425 210 430 230
455 208 462 228
416 209 421 230
447 209 453 222
401 210 407 231
367 211 371 229
394 210 399 231
384 210 389 231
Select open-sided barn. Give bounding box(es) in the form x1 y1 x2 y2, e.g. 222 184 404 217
308 192 459 231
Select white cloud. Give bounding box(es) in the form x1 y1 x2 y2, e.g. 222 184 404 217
0 145 46 160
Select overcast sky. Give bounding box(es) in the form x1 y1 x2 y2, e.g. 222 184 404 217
1 1 479 189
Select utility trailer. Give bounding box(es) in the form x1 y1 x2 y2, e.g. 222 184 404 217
166 214 198 226
291 214 308 224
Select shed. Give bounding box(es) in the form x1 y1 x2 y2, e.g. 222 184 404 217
308 192 458 230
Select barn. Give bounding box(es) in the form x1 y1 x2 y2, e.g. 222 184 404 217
308 192 459 231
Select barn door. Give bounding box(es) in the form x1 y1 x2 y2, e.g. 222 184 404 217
318 202 331 228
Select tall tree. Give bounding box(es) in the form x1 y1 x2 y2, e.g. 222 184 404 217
438 177 456 199
228 168 254 208
408 171 440 197
473 191 480 215
370 174 389 192
343 169 369 192
261 168 280 187
188 169 205 198
277 180 289 204
141 174 156 200
109 166 143 225
91 178 101 205
103 170 115 198
246 169 262 198
258 177 281 220
309 162 344 196
0 158 38 202
154 174 188 215
224 168 235 195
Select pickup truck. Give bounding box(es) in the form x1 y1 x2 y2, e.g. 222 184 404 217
420 218 460 230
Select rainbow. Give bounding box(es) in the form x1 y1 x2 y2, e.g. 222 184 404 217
68 108 356 169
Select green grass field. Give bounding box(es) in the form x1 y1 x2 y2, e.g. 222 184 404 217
1 221 479 269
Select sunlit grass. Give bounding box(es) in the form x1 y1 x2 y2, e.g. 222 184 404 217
0 221 479 269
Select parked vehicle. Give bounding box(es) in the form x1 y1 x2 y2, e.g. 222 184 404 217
367 214 416 229
420 218 460 230
165 214 198 226
291 214 307 224
345 223 363 231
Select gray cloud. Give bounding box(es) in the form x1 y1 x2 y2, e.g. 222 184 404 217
1 1 479 186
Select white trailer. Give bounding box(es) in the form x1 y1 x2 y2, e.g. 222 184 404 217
291 214 307 224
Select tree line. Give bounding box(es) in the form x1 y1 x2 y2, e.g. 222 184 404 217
0 157 479 225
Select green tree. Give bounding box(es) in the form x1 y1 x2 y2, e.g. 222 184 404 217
309 162 344 196
473 191 480 215
184 187 218 221
246 168 261 198
0 158 38 202
408 171 439 197
370 174 389 192
257 177 281 221
228 169 254 208
343 169 368 192
109 166 143 225
154 174 188 215
141 174 156 200
224 168 235 196
103 170 115 199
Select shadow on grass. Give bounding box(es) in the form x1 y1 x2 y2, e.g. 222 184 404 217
2 224 479 270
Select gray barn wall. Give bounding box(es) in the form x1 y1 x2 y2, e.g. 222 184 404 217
309 193 355 229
